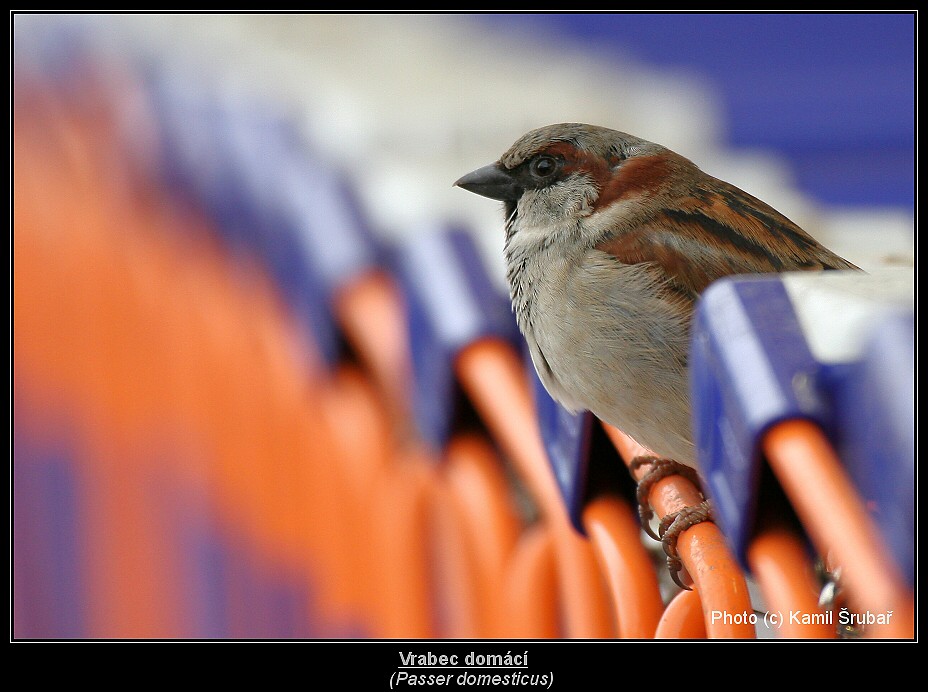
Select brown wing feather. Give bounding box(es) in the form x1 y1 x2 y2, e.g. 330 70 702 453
597 175 859 300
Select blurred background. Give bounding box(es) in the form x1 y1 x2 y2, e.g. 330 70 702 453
16 14 914 274
13 13 915 640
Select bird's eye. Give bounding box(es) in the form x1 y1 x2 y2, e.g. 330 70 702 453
530 155 558 179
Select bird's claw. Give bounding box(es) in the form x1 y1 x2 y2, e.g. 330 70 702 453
658 501 714 590
629 455 712 590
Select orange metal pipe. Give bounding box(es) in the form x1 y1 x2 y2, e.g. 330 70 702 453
455 338 568 524
747 526 835 639
681 524 757 638
429 473 481 637
418 438 518 639
762 419 914 638
604 424 755 638
655 589 707 639
442 435 523 638
369 448 438 638
455 338 613 638
582 495 664 638
503 525 560 639
14 106 190 637
315 366 395 632
334 269 413 425
550 522 616 638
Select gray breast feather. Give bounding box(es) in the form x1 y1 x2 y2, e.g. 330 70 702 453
517 249 697 465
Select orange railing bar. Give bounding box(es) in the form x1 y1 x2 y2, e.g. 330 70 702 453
456 338 614 638
503 525 560 638
655 589 708 639
582 495 664 638
747 526 835 639
442 434 523 638
605 425 756 639
314 365 395 633
454 339 568 523
334 269 413 428
368 447 439 638
763 419 914 638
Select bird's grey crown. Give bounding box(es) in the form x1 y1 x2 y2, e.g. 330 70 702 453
499 123 660 170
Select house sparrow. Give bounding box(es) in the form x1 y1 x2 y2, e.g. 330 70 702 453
455 123 858 587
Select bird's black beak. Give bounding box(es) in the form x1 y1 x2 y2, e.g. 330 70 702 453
454 163 522 201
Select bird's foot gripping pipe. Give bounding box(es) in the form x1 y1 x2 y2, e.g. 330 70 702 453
629 455 713 590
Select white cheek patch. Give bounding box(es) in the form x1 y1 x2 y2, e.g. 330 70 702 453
512 192 558 244
517 176 599 227
582 195 649 238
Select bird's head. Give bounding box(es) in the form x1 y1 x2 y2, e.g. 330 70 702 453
454 123 690 243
